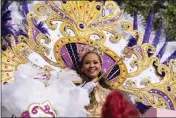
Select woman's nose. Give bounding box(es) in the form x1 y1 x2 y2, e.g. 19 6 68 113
90 63 94 67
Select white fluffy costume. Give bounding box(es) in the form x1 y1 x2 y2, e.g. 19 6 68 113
1 0 176 117
2 60 90 117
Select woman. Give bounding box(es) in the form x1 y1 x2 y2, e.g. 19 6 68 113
79 51 111 117
102 90 140 118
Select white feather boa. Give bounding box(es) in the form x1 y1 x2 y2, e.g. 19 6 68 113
2 63 90 117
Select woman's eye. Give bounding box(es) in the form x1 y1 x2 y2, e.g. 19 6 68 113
84 61 90 64
94 62 98 64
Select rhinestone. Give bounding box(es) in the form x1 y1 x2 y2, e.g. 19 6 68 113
79 23 84 29
167 86 171 91
62 0 66 4
96 5 101 10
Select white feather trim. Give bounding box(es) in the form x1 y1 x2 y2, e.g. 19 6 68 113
8 2 25 31
2 63 90 117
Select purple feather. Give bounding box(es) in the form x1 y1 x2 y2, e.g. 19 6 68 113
21 0 29 24
133 10 138 30
1 10 14 36
142 10 153 44
1 0 9 13
152 23 162 47
127 35 138 47
156 39 168 59
163 50 176 65
2 10 11 21
37 22 50 35
33 19 50 35
1 0 29 48
16 29 28 38
1 1 15 47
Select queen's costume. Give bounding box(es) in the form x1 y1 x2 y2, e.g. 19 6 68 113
1 0 176 117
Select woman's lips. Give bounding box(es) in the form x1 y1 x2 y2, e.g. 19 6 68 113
88 69 96 73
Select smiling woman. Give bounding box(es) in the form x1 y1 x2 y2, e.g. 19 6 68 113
79 51 111 117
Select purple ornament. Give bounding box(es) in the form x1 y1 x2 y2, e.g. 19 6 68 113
62 0 67 4
96 5 101 10
79 23 84 29
167 86 171 91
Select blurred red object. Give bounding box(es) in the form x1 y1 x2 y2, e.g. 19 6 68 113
102 90 140 118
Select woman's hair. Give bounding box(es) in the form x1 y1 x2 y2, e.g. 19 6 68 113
102 90 140 118
79 51 109 88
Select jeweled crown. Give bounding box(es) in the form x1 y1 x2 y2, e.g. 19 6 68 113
78 44 104 61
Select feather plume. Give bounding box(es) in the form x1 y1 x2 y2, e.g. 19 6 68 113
1 10 14 36
127 36 138 47
162 50 176 65
21 0 29 24
133 10 138 30
142 10 153 44
1 1 15 47
147 23 162 57
156 39 168 59
152 23 162 47
33 19 50 35
15 29 28 38
35 22 49 35
1 0 9 13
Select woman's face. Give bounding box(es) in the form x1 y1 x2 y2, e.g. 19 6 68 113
82 53 102 79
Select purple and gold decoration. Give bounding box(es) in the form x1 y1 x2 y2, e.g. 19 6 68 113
1 0 176 115
21 101 56 118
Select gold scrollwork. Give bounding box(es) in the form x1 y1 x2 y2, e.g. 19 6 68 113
120 20 133 32
60 22 78 36
127 44 157 77
34 1 132 44
88 30 106 44
1 41 31 84
131 30 143 45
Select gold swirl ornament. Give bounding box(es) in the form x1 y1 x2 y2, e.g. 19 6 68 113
119 59 176 110
1 35 31 84
34 0 132 44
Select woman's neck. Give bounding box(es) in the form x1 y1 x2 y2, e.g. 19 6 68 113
91 77 98 83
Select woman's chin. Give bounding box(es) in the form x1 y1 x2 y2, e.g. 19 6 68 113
87 75 98 80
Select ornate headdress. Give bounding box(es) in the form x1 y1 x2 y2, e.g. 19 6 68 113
78 44 104 61
1 0 176 112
